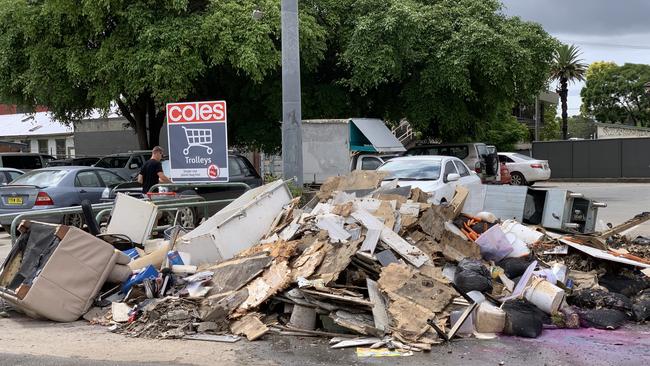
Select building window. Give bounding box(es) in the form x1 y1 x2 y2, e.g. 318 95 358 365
55 139 66 158
38 139 48 155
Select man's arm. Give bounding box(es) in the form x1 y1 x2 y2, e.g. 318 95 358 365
137 174 143 184
157 171 171 183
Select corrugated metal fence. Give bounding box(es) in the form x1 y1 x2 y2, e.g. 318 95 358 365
532 138 650 178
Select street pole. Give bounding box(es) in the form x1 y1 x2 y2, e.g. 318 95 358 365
534 95 539 141
281 0 303 186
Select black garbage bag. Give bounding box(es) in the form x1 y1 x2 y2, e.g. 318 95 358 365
568 289 632 314
454 259 493 294
632 289 650 322
632 236 650 245
576 308 626 330
497 257 532 279
502 299 545 338
599 272 650 297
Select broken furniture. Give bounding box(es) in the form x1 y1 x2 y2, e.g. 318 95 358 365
0 221 131 322
464 186 606 234
177 180 293 265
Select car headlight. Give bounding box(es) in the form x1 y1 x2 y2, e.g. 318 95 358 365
101 187 110 199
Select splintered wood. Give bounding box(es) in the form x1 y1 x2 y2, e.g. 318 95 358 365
311 239 362 284
236 261 292 314
378 263 456 344
230 313 269 341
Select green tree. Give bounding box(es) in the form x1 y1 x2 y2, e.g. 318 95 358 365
550 44 587 140
480 106 529 151
339 0 558 142
0 0 327 149
540 103 560 140
0 0 557 151
581 63 650 126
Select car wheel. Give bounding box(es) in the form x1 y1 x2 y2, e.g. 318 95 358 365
177 207 196 229
63 213 85 228
510 172 527 186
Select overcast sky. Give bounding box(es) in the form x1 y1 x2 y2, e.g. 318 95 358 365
501 0 650 116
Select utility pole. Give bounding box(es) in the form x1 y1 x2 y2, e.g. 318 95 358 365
534 95 539 141
281 0 303 185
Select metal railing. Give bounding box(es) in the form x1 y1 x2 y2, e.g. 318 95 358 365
0 196 207 244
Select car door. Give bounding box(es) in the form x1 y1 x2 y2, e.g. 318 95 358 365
453 159 480 187
439 160 459 202
74 170 106 203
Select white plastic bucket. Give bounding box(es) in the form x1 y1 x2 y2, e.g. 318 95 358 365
524 277 565 314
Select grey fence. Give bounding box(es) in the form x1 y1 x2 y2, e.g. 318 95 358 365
532 138 650 179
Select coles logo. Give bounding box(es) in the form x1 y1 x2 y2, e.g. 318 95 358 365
207 164 220 179
167 101 227 123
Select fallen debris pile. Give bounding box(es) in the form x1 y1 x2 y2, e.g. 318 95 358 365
2 172 650 353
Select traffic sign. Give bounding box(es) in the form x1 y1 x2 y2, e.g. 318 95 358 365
166 101 229 182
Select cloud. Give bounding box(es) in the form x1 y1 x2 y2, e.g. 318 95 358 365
501 0 650 36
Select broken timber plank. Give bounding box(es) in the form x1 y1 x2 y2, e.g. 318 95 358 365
380 228 429 268
230 313 269 341
360 228 381 254
353 209 429 267
183 334 241 343
237 261 292 313
449 186 469 218
330 337 383 349
366 279 389 333
331 310 382 337
300 289 373 307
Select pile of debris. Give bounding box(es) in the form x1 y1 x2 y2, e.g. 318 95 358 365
2 171 650 354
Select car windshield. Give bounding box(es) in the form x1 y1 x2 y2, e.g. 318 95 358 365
512 153 535 161
377 160 441 180
95 157 129 168
10 170 68 188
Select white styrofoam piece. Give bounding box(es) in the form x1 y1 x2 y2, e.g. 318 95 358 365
106 193 158 244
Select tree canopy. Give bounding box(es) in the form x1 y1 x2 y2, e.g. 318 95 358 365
0 0 557 151
581 62 650 126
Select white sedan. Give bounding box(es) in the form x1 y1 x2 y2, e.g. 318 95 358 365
377 156 482 204
498 152 551 186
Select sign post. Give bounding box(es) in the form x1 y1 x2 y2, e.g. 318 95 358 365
166 101 229 183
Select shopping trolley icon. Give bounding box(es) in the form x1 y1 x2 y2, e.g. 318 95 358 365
182 126 213 155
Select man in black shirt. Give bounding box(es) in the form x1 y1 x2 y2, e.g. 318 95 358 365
137 146 171 193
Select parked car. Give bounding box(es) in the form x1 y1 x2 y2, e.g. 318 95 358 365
0 168 24 185
103 154 263 227
94 151 152 180
0 166 126 229
376 156 481 204
0 153 51 171
406 143 499 183
498 152 551 186
47 157 100 167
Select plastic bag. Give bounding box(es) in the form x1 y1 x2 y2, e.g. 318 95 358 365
577 308 626 330
454 259 493 294
502 299 545 338
497 257 533 279
568 289 632 313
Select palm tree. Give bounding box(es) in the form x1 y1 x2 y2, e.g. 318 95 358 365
550 44 587 140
